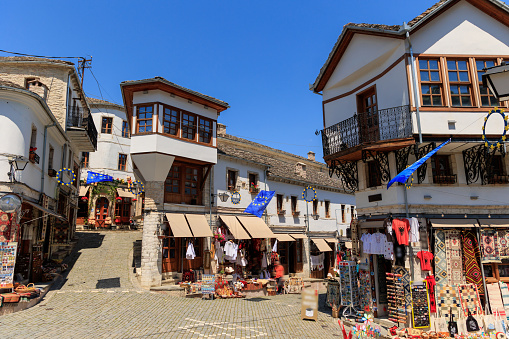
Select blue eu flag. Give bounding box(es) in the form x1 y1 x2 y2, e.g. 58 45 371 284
243 190 275 218
86 171 114 184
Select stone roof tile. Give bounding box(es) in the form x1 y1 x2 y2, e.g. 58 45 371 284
0 56 75 66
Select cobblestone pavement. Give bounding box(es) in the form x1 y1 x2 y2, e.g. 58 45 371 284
0 232 341 339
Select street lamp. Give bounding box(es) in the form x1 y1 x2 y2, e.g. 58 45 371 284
482 63 509 101
211 192 230 206
7 156 29 182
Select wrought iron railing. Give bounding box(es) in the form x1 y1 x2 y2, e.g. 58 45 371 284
433 174 457 185
318 105 412 157
66 106 98 150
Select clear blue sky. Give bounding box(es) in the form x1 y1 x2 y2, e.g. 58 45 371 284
3 0 437 161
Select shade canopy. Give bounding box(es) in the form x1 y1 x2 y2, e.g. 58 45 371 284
311 238 332 252
274 234 296 242
79 186 89 197
185 214 213 237
117 188 135 198
165 213 193 237
289 234 307 239
478 219 509 228
237 216 275 239
325 238 338 243
360 220 384 229
219 215 251 239
24 200 67 221
430 219 478 228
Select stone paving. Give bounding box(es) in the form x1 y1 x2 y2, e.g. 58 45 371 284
0 231 342 338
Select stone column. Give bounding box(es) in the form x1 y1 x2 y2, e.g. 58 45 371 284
139 181 164 288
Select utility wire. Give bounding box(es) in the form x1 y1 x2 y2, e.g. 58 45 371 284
0 49 82 59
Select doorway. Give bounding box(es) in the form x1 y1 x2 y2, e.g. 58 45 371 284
162 236 180 273
357 86 379 143
95 197 109 228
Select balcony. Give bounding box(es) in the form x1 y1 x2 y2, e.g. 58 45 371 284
433 174 457 185
319 105 414 161
66 107 98 152
488 175 509 184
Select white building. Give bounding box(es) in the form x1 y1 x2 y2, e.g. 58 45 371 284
311 0 509 318
0 56 97 280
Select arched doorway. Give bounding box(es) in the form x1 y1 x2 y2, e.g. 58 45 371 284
95 197 109 228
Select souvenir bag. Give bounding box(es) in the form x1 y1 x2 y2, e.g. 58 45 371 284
434 308 449 333
448 308 459 337
495 310 507 334
484 313 496 332
457 313 468 335
466 310 480 332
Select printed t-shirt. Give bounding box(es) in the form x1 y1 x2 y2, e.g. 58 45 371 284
371 233 386 255
393 218 410 245
417 250 434 271
409 217 420 243
384 240 394 260
361 233 372 254
425 275 437 313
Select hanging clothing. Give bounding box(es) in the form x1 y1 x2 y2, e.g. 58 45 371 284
360 232 372 254
462 230 484 296
393 218 410 245
416 250 433 271
186 242 196 260
394 243 406 266
371 232 386 255
261 252 267 269
310 253 324 270
272 240 278 253
409 217 420 243
384 218 393 242
424 275 437 313
384 240 394 260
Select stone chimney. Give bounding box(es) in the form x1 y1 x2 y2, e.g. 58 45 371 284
217 123 226 136
295 162 307 178
307 151 315 161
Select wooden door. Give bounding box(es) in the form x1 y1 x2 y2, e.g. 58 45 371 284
162 236 180 273
95 197 109 228
357 87 379 143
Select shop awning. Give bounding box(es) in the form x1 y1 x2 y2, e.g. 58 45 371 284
325 238 338 243
289 234 307 239
24 200 67 222
360 220 384 229
478 219 509 228
79 186 89 197
312 238 332 252
430 219 478 228
165 213 193 237
219 215 251 239
274 234 295 241
185 214 213 237
117 188 135 199
237 216 275 239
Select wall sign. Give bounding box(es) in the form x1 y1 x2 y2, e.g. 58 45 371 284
0 242 17 288
231 191 241 205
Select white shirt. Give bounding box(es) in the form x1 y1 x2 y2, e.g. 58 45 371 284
361 233 372 254
371 233 386 255
409 217 420 243
186 242 196 260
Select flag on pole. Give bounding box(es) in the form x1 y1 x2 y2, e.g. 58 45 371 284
86 171 114 184
243 190 275 218
387 139 451 189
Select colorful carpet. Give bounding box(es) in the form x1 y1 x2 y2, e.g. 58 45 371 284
486 283 506 317
481 229 501 263
499 230 509 259
445 230 464 285
499 282 509 321
458 284 483 316
434 230 448 288
0 213 11 242
438 284 461 321
462 231 484 296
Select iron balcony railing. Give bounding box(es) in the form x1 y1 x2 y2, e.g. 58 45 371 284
66 106 98 150
319 105 412 157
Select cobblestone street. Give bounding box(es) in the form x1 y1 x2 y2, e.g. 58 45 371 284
0 232 341 338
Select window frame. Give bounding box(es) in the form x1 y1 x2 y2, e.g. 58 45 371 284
101 117 113 134
418 58 444 107
276 194 284 213
122 120 130 138
446 59 474 107
475 59 500 107
82 152 89 168
366 160 381 188
313 199 318 216
162 105 180 136
136 105 154 134
118 153 127 171
164 161 203 205
181 112 196 141
227 170 237 191
198 117 212 144
291 196 298 214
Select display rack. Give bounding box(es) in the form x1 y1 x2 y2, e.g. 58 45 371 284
339 261 359 317
410 282 431 328
386 272 407 326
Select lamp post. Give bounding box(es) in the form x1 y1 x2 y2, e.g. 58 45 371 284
482 63 509 101
7 156 29 182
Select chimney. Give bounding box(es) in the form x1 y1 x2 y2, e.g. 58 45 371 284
217 123 226 136
307 151 315 161
295 162 307 178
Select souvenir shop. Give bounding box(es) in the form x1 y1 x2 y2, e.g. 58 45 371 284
330 216 509 337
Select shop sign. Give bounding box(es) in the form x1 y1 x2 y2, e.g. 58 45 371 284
0 242 17 288
301 288 318 321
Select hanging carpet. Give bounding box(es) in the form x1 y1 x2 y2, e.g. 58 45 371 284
437 284 461 322
498 230 509 259
445 230 464 285
434 230 448 288
499 282 509 321
457 284 483 316
462 230 484 296
480 229 501 263
486 283 507 318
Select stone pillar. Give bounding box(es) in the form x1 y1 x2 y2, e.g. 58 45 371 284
303 238 311 277
139 181 164 288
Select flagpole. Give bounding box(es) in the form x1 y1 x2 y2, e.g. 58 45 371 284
306 200 311 279
403 183 414 282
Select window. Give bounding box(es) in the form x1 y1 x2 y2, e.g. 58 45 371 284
325 200 330 218
313 199 318 216
136 106 153 133
48 145 54 170
227 170 237 191
248 173 258 192
118 154 127 171
163 106 179 136
432 155 456 184
122 120 129 138
164 162 203 205
182 113 196 140
341 205 345 223
367 161 381 188
82 152 89 168
488 155 508 184
30 126 37 149
484 260 509 283
476 60 499 107
101 117 113 134
291 196 298 214
447 60 472 107
198 118 212 143
277 194 284 213
419 59 443 106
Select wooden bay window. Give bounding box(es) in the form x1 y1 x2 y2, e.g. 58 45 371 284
136 105 153 133
447 59 473 107
163 106 179 136
476 60 499 107
101 117 113 134
199 118 212 144
182 113 196 140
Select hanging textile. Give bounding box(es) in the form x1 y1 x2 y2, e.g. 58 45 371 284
445 230 465 285
437 285 461 322
498 282 509 321
425 275 437 313
462 230 484 296
272 239 278 253
486 283 507 318
0 212 11 242
186 241 196 260
457 284 483 316
434 230 448 288
480 229 501 263
498 230 509 259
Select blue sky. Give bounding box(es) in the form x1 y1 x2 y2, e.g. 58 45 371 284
3 0 437 161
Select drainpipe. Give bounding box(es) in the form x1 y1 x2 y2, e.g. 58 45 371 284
39 123 57 203
403 22 423 144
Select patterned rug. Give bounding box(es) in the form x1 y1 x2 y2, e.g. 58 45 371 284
462 231 484 296
458 284 483 316
0 213 11 242
393 266 411 308
499 282 509 321
434 230 448 288
499 230 509 259
486 283 507 317
445 230 464 285
481 229 501 263
438 284 461 321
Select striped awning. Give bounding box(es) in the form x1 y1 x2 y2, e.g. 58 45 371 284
274 234 296 242
237 216 275 239
185 214 213 237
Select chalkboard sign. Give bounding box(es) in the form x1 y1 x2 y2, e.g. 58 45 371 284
411 283 431 328
0 242 17 288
